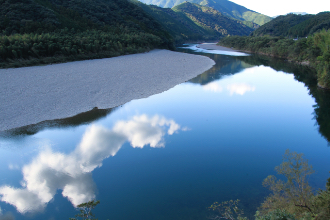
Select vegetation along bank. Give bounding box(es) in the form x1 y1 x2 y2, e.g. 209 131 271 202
218 12 330 89
0 0 174 68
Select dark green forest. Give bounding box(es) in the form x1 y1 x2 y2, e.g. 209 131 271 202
0 0 174 67
251 12 330 37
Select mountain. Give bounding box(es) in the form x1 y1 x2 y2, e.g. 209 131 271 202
172 2 254 36
132 1 254 43
287 12 330 37
172 2 253 37
290 12 308 15
251 12 330 37
137 0 272 26
132 0 218 42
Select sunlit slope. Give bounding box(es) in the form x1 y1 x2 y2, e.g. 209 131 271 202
137 0 272 25
132 1 253 42
132 0 218 42
172 2 253 36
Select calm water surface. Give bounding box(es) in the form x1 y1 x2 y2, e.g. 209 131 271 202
0 46 329 220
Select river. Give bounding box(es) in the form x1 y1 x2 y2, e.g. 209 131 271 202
0 45 329 219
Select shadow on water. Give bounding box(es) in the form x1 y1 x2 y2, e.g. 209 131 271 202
181 45 330 145
237 54 330 145
0 107 116 137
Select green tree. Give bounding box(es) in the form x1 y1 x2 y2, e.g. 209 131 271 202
259 150 314 218
209 199 248 220
311 173 330 219
70 200 100 220
255 209 296 220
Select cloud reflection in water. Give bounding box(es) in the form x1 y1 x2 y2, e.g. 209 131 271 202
0 115 183 214
227 83 256 95
203 82 223 93
203 82 256 96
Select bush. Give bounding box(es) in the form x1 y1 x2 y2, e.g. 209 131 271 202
255 209 296 220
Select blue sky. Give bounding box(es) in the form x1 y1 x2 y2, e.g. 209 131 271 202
230 0 330 17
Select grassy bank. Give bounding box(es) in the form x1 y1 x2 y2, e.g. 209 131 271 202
217 29 330 88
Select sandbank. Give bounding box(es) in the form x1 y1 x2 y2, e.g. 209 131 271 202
0 49 214 131
197 43 236 51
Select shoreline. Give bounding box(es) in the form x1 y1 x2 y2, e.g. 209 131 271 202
197 43 237 52
0 49 215 131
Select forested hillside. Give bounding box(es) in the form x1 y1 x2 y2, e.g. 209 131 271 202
172 2 253 36
0 0 174 68
218 30 330 89
137 0 272 26
251 12 330 37
132 0 218 42
132 1 254 43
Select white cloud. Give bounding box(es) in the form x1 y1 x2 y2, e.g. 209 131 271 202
182 127 191 131
203 82 223 93
62 174 96 206
113 115 165 148
0 186 45 213
227 83 256 95
0 114 183 214
76 125 126 172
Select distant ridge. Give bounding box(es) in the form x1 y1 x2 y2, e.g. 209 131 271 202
273 12 308 18
137 0 272 26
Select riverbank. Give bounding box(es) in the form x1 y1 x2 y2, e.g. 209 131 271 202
0 49 214 131
182 43 248 57
217 33 330 89
197 43 237 51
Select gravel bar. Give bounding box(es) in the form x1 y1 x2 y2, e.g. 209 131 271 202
0 49 214 131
